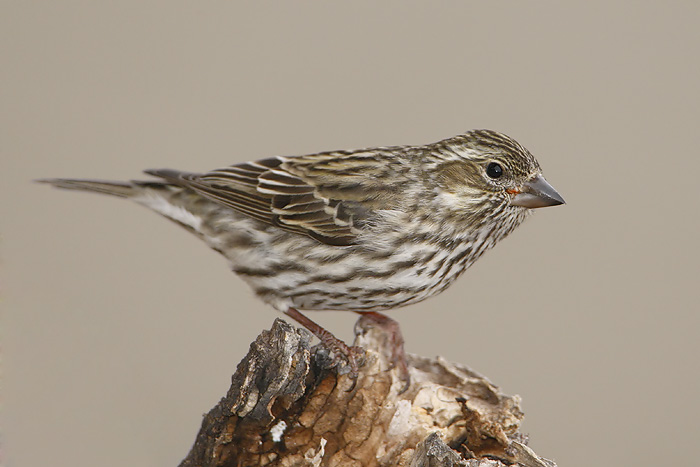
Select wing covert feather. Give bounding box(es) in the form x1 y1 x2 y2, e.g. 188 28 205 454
147 148 413 245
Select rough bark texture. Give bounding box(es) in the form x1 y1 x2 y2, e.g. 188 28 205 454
179 318 557 467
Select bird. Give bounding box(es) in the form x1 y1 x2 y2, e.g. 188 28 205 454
39 129 564 385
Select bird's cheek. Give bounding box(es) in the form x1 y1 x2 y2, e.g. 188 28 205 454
438 191 472 211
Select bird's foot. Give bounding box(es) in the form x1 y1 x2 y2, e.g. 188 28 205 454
284 307 365 388
326 342 366 378
356 311 410 393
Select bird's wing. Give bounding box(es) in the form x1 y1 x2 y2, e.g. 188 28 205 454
146 148 409 246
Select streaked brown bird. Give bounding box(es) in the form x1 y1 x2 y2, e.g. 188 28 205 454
39 129 564 384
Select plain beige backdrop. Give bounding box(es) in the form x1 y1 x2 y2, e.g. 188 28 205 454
2 2 699 466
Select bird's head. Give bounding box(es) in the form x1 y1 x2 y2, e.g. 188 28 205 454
432 129 565 216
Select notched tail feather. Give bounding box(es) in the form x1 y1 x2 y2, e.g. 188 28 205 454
36 170 188 198
38 173 212 237
36 178 136 198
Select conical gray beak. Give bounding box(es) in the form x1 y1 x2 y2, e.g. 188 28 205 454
510 174 565 208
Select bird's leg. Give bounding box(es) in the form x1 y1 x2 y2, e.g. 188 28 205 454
284 307 364 380
355 311 410 391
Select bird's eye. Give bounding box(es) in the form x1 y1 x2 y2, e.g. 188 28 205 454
486 162 503 179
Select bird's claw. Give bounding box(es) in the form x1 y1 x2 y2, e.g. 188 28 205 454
356 311 411 393
328 344 365 390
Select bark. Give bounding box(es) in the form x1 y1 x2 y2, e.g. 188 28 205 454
179 318 557 467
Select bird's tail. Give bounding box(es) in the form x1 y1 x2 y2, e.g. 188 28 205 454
36 178 139 198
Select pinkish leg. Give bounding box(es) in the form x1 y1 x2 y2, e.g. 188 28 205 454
355 311 410 392
284 307 364 380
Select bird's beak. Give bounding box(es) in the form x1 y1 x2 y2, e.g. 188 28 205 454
510 174 565 208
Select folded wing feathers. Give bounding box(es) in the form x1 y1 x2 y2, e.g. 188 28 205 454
148 156 359 245
181 178 274 224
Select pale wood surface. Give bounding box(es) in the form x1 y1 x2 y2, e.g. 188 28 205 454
179 319 556 467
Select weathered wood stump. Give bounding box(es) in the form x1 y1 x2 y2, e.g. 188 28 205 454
180 318 556 467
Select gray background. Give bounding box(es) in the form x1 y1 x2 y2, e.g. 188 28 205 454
3 2 699 466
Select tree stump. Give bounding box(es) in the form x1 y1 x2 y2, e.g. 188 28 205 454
179 318 557 467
